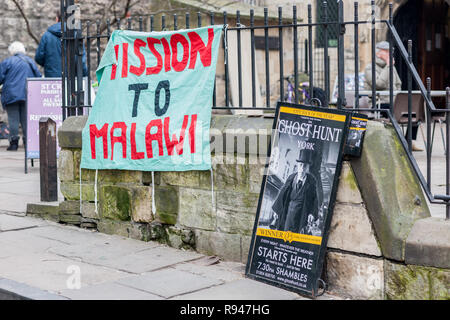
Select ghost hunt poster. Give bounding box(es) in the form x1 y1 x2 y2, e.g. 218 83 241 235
246 103 350 298
344 113 368 158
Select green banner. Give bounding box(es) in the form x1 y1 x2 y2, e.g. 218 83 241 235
81 26 223 171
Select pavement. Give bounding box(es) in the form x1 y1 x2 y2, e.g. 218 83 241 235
0 140 63 215
0 123 447 301
412 124 449 219
2 213 326 301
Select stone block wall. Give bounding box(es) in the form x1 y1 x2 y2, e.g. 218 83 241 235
325 157 449 300
27 115 450 300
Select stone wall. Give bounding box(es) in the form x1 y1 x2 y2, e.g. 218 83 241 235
27 115 450 300
330 120 449 300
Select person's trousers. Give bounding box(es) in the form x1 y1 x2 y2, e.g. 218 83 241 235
405 125 418 141
5 101 26 143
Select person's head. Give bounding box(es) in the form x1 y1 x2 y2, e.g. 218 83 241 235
55 9 61 22
375 41 390 62
296 148 313 179
297 161 311 179
8 41 26 56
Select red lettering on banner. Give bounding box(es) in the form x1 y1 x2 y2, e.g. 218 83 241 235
145 119 163 158
189 114 197 153
160 38 172 72
146 38 163 75
171 34 190 72
110 30 218 78
122 43 129 78
91 116 198 161
90 123 109 159
188 28 214 69
110 122 127 160
130 123 145 160
111 45 119 80
164 115 188 155
129 39 146 76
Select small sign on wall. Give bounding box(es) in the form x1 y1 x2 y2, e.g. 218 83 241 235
344 113 368 158
26 78 63 160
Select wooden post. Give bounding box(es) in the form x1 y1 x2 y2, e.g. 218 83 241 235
39 117 58 202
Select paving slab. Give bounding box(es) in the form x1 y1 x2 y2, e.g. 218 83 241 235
0 145 63 214
173 260 245 283
0 195 36 214
93 246 204 274
0 229 70 256
48 240 161 267
59 282 162 300
0 252 128 293
0 277 68 300
405 217 450 269
25 224 109 245
0 180 40 195
26 224 153 250
413 128 448 219
0 214 46 231
170 278 301 300
0 177 25 183
117 268 223 298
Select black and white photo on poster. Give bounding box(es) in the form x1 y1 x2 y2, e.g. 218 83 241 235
246 103 350 297
259 108 343 238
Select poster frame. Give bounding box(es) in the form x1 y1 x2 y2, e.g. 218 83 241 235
245 102 351 298
25 77 63 174
24 77 92 173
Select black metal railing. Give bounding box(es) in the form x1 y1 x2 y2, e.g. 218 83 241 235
60 0 450 219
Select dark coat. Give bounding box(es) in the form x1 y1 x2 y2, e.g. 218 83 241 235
271 172 319 234
0 53 41 106
35 23 88 78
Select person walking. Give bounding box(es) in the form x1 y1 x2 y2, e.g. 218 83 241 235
0 42 41 151
35 10 87 77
